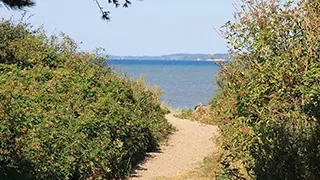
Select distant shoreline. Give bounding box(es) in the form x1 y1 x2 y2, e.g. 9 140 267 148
108 59 229 63
108 53 229 61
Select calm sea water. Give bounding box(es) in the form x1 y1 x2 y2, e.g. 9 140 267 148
107 60 220 109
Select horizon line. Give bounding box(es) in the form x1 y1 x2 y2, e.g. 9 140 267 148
107 52 229 57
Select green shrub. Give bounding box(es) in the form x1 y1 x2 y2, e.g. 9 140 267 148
210 0 320 179
175 108 193 119
0 19 173 179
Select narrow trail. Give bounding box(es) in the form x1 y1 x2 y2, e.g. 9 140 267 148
130 113 219 180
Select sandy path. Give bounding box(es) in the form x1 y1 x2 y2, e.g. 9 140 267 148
130 113 219 180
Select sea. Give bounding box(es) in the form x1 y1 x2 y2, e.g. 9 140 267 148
107 60 220 109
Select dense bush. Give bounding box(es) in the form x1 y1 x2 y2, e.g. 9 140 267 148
210 0 320 179
0 19 173 179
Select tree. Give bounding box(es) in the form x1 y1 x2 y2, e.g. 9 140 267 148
0 0 133 20
0 0 34 9
93 0 132 20
211 0 320 179
0 18 173 179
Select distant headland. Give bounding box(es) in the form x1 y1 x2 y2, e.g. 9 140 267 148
109 53 229 61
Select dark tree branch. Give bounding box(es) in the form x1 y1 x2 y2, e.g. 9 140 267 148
95 0 132 20
94 0 111 20
0 0 133 20
1 0 35 9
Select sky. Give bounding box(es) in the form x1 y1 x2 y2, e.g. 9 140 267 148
0 0 235 56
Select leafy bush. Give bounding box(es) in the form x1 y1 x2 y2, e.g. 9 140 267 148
210 0 320 179
175 108 193 119
0 19 173 179
175 105 213 124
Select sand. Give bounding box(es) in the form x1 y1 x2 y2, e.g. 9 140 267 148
130 113 219 180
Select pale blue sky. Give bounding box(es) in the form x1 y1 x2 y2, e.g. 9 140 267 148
0 0 235 56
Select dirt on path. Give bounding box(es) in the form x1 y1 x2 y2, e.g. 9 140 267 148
130 113 219 180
